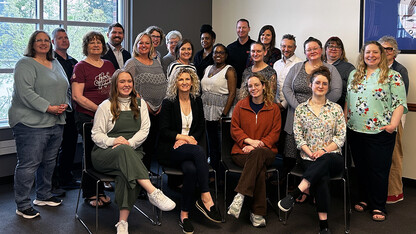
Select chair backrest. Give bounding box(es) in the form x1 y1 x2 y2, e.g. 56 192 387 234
220 117 234 165
82 122 95 171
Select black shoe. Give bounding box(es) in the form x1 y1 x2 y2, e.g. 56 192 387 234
16 207 40 219
61 180 81 190
278 194 295 212
319 228 331 234
34 196 63 207
179 218 194 234
195 199 222 223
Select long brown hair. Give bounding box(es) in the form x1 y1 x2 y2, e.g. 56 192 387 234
109 69 140 123
24 30 54 61
351 41 389 89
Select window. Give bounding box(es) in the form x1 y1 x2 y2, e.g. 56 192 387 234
0 0 126 127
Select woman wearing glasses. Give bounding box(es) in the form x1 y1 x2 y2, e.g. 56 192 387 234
146 26 165 64
10 30 70 218
282 37 342 202
201 43 237 174
377 36 409 205
324 37 355 107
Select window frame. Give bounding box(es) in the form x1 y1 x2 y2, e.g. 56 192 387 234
0 0 128 128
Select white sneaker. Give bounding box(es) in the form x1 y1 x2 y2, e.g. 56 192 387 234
148 189 176 211
115 220 128 234
227 193 244 218
250 212 266 227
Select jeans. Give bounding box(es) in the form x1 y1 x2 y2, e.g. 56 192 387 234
13 123 64 210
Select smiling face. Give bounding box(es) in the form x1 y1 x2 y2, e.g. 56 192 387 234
34 32 51 56
176 72 192 93
87 37 103 56
179 42 192 62
250 43 266 63
150 30 161 48
381 41 395 64
236 21 250 39
137 35 151 56
260 29 272 46
213 45 227 65
167 37 179 55
310 74 329 97
305 41 322 61
325 41 342 62
117 72 133 98
247 76 265 100
201 32 214 50
280 38 296 59
364 43 381 69
108 26 124 47
52 31 69 51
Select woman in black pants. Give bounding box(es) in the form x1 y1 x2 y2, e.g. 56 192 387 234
158 68 221 233
278 66 346 234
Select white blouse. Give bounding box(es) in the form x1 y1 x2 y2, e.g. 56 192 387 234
91 97 150 149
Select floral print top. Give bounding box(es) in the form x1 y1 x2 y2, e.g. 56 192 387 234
345 69 407 134
294 99 346 161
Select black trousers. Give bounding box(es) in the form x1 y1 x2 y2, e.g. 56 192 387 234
301 153 344 213
348 129 396 213
206 120 221 171
170 144 210 212
56 111 78 185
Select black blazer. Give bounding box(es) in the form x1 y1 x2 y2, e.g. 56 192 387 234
101 43 132 70
157 95 205 165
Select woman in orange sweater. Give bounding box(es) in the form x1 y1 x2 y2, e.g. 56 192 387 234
227 73 281 227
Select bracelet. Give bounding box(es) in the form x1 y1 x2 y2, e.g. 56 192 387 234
321 148 327 153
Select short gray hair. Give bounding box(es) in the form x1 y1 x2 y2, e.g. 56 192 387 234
378 35 400 57
165 30 182 44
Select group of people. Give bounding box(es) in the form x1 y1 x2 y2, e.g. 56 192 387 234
9 17 408 234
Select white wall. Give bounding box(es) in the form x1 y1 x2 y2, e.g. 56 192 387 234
213 0 416 179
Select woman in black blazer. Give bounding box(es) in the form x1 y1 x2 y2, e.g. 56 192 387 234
159 68 221 233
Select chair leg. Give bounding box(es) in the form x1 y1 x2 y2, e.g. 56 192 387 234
223 170 228 223
214 169 218 204
133 205 160 225
95 180 100 233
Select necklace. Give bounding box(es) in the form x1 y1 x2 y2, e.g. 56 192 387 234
183 112 191 132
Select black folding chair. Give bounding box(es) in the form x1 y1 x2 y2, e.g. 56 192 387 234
283 141 351 233
220 117 280 222
75 122 160 234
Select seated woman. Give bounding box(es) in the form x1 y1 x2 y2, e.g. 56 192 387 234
278 66 346 234
158 68 222 234
227 73 281 227
91 69 175 234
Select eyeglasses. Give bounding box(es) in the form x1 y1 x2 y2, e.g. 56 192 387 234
328 45 341 50
35 39 50 43
383 47 394 52
213 51 226 55
151 35 161 39
305 47 320 53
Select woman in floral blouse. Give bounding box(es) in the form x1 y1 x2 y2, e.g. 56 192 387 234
278 66 345 234
345 41 407 222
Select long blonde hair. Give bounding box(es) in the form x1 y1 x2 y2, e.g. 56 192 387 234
166 68 200 101
352 41 389 89
239 73 274 106
109 69 140 123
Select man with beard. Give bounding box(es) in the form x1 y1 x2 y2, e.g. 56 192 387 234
102 22 131 70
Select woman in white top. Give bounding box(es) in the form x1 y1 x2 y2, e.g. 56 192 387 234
201 43 237 172
91 69 175 234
